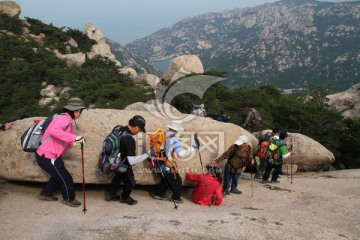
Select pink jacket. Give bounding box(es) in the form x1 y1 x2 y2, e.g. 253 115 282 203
36 113 77 159
186 172 223 206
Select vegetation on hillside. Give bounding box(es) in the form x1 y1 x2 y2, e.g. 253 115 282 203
0 15 359 169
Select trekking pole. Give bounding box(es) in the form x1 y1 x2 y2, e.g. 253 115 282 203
194 133 211 207
81 142 87 214
289 145 293 185
250 161 253 197
287 158 289 182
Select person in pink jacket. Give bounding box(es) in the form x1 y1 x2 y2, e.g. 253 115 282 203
35 97 86 207
186 166 223 206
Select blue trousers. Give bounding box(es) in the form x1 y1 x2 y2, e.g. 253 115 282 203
35 153 76 201
223 164 241 192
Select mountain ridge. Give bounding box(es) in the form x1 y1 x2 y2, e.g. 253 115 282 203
125 0 360 92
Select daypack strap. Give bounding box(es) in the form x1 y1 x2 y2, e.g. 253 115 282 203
40 114 70 145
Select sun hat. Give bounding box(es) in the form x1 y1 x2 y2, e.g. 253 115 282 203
63 97 86 111
129 115 146 132
167 120 184 133
234 135 249 145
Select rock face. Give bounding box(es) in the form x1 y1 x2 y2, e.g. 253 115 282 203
133 73 159 89
254 130 335 172
162 55 204 81
0 1 21 18
1 109 257 185
327 83 360 119
83 23 121 66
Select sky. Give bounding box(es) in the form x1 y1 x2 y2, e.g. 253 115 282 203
14 0 353 45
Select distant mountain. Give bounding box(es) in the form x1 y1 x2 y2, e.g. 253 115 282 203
125 0 360 93
106 38 160 75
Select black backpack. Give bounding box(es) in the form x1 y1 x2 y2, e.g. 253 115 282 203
98 125 130 174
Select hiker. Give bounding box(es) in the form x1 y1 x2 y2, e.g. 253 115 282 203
262 131 292 184
152 120 197 203
35 97 86 207
272 127 281 140
105 115 148 205
0 121 15 131
243 104 260 130
212 109 230 122
186 166 223 206
254 131 274 179
191 103 207 117
154 78 166 103
210 135 254 196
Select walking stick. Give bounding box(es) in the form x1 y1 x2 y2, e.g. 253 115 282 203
81 142 87 214
289 145 293 185
250 162 253 197
194 133 211 207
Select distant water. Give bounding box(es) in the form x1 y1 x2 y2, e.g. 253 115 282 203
153 59 171 74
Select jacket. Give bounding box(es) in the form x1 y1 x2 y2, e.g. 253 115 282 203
186 172 223 206
214 144 252 173
36 112 76 159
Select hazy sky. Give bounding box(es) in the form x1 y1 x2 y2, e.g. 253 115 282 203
14 0 353 45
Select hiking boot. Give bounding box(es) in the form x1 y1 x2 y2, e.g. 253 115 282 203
222 190 230 197
105 193 121 202
231 189 242 194
170 198 184 204
152 194 168 201
120 197 138 205
270 180 280 184
61 199 81 207
262 179 270 184
37 193 58 201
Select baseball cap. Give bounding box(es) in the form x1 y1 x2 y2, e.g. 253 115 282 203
129 115 146 132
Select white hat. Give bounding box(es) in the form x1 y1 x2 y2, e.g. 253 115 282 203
234 135 249 145
167 120 184 133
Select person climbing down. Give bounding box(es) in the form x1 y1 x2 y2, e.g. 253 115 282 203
210 135 254 197
243 104 261 130
186 166 223 206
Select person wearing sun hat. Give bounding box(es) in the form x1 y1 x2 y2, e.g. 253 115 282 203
210 135 254 197
152 119 198 204
35 97 86 207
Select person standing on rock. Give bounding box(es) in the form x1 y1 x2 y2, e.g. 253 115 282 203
35 97 86 207
104 115 148 206
210 135 254 197
262 131 292 184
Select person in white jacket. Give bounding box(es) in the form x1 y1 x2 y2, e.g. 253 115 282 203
152 120 197 203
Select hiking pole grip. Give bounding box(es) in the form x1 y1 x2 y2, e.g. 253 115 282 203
81 142 87 213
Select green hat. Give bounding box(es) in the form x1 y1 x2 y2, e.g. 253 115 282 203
63 97 86 111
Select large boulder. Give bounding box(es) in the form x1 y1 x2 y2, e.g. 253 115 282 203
327 83 360 119
0 109 256 185
0 1 21 18
254 130 335 171
162 55 204 81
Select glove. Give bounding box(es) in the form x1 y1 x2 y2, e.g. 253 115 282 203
74 136 85 146
193 138 199 149
147 148 156 157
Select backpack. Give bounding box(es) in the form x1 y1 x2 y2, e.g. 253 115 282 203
256 132 274 159
20 114 67 152
265 139 285 164
148 128 174 169
98 125 130 174
252 110 261 125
